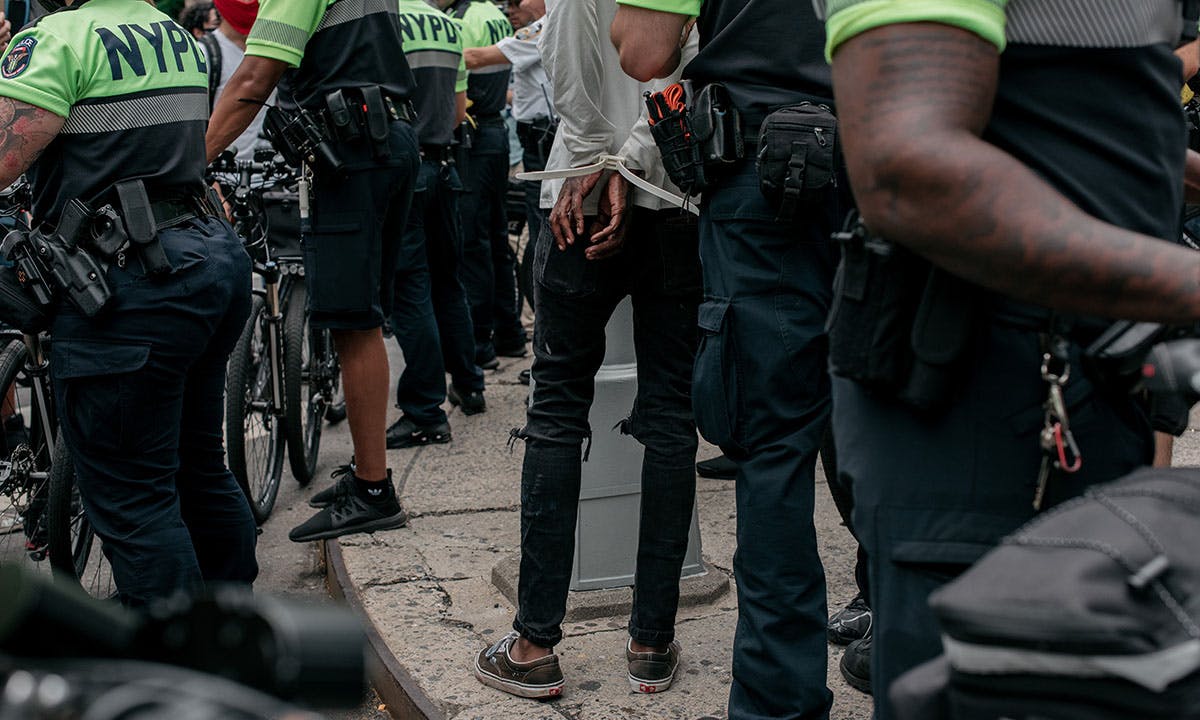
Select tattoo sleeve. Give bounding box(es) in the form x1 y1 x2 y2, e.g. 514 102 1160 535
0 97 63 190
832 23 1200 323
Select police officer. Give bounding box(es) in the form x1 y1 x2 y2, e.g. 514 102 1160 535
0 0 256 606
815 3 1200 716
447 0 523 371
463 0 554 276
386 0 484 448
612 1 853 717
206 0 420 542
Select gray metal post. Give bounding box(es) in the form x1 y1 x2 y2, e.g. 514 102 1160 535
568 297 704 591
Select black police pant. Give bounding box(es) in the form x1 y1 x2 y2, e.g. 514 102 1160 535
459 120 525 359
516 119 552 262
52 218 257 608
694 162 842 720
513 208 700 648
392 159 485 425
832 324 1153 719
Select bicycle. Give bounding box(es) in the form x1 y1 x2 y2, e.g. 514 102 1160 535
210 153 342 524
0 179 114 600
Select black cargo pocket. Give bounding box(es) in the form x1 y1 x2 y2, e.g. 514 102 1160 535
656 214 702 295
534 224 597 298
53 340 151 453
693 299 743 452
889 539 990 586
305 212 371 314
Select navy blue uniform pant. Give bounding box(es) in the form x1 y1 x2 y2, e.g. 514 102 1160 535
514 209 701 648
833 323 1153 719
459 120 524 359
52 218 257 608
392 159 484 424
695 161 843 720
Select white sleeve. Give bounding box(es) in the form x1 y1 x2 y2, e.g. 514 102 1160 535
496 36 540 73
538 0 614 169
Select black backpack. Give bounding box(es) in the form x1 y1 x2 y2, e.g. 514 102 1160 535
198 31 221 114
893 468 1200 720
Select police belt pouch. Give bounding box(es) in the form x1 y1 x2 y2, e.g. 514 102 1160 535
826 214 977 413
756 103 836 222
645 81 743 196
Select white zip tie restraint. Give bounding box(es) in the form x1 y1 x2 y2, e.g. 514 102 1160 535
517 154 699 215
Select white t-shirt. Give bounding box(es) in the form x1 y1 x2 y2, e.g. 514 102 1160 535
201 29 272 162
497 18 552 123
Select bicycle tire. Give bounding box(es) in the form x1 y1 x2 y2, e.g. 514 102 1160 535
226 295 284 524
282 280 321 486
0 339 52 574
46 427 116 599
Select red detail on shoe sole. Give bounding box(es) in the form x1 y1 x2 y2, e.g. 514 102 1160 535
639 684 657 693
548 687 562 696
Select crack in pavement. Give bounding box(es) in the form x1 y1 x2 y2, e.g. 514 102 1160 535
410 505 521 518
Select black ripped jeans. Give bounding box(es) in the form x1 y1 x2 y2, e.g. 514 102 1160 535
513 207 701 648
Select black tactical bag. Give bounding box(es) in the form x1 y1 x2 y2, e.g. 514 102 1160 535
892 467 1200 720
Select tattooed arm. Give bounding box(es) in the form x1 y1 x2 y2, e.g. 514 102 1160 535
0 97 64 190
833 23 1200 322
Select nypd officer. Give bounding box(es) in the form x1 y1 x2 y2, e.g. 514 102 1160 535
385 0 481 448
447 0 523 371
206 0 420 542
0 0 257 606
818 2 1200 716
612 1 853 718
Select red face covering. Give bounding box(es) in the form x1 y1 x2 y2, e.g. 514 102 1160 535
213 0 260 37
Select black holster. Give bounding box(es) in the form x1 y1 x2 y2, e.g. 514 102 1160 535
826 214 978 414
646 81 743 196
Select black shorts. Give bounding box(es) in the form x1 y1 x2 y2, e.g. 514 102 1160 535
304 122 418 331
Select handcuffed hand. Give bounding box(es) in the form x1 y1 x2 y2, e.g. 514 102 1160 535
584 172 631 261
549 170 604 250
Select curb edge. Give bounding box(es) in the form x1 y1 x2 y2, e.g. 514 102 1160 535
323 539 447 720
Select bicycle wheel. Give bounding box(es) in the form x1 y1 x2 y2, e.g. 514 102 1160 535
283 280 321 486
46 427 115 600
0 339 53 574
226 295 284 524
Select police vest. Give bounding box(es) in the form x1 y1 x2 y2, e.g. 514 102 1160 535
0 0 210 225
398 0 467 147
448 0 512 117
247 0 416 112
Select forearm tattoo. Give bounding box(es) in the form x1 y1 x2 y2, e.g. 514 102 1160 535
0 97 61 186
835 25 1200 322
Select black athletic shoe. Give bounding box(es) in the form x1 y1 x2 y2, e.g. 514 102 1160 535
289 472 408 542
828 594 872 645
448 384 486 415
518 368 531 386
696 454 737 480
308 461 356 509
839 632 872 695
477 354 500 371
386 416 451 449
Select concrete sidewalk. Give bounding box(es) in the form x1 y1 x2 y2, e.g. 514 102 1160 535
315 351 875 720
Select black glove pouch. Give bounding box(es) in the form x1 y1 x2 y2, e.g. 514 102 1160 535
756 103 837 222
826 214 978 414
